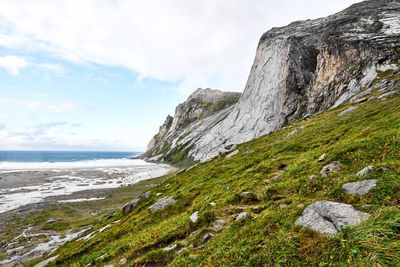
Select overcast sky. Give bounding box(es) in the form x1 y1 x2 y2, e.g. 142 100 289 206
0 0 361 151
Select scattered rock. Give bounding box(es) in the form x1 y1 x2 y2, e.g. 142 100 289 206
164 183 170 188
284 126 305 139
320 161 342 177
177 248 187 254
338 106 358 117
210 219 226 232
240 191 258 203
209 202 216 206
162 244 178 251
356 166 374 177
235 212 252 221
342 179 377 196
190 211 198 223
204 196 209 200
225 149 239 159
202 233 214 242
297 204 304 208
309 175 317 180
119 258 127 265
317 153 326 162
122 191 152 215
252 206 265 214
46 218 60 224
353 97 367 104
296 200 370 236
148 196 176 213
376 166 390 173
177 169 187 174
155 193 163 196
279 203 288 208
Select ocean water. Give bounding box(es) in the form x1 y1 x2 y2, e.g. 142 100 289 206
0 151 141 170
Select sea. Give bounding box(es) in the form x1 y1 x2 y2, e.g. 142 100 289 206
0 150 170 213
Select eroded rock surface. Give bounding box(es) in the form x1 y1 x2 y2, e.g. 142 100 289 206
296 201 370 236
342 179 377 195
148 196 176 213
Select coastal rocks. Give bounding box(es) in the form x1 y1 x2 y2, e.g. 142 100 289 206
342 180 377 196
357 166 374 177
320 161 342 177
148 196 176 213
122 191 151 215
338 106 358 117
296 201 370 236
190 211 198 223
235 212 252 221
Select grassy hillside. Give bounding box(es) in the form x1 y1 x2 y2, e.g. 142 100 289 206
40 93 400 266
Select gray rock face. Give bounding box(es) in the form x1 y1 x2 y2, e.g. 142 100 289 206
357 166 374 177
148 196 176 213
225 149 239 159
296 201 370 236
320 161 342 177
144 0 400 164
342 179 377 195
338 106 358 117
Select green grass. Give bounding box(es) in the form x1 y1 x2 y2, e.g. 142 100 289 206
40 93 400 266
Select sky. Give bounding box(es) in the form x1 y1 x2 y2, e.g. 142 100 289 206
0 0 361 152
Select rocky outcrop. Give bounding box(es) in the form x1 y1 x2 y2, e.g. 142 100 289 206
145 0 400 164
296 201 370 236
148 196 176 213
342 179 377 195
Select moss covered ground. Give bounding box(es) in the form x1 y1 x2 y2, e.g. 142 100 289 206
40 92 400 266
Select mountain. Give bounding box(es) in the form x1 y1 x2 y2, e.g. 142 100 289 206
145 0 400 164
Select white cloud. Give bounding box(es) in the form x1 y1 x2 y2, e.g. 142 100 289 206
35 63 67 74
27 100 78 113
0 55 27 74
0 0 360 94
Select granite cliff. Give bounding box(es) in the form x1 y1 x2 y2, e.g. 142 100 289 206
145 0 400 163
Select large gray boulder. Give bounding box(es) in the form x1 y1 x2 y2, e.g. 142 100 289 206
149 196 176 213
296 201 370 236
342 179 377 195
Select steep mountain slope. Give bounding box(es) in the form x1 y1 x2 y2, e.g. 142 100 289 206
145 0 400 163
43 87 399 267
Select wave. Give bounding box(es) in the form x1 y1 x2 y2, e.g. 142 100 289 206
0 158 150 170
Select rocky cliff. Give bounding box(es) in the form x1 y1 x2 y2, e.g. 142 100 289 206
145 0 400 163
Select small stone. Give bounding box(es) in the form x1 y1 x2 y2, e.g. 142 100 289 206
226 186 229 190
353 97 367 104
162 244 178 251
297 204 304 208
309 175 317 180
317 153 326 162
210 202 216 206
342 179 377 196
252 206 265 214
202 233 214 242
148 196 176 213
204 196 209 200
155 193 163 196
356 166 374 177
177 247 187 254
225 149 239 159
119 258 127 265
338 106 358 117
212 219 226 227
279 203 287 208
235 212 252 221
46 218 60 223
320 161 342 177
190 211 198 223
122 198 141 215
164 183 170 188
284 126 305 139
141 191 151 198
376 166 390 173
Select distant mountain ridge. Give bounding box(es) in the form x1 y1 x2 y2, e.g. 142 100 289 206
144 0 400 164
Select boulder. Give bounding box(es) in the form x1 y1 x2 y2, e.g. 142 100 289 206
356 166 374 177
148 196 176 213
122 191 152 215
190 211 198 223
210 219 226 232
342 179 377 196
296 201 370 236
235 212 252 221
320 161 342 177
119 258 127 265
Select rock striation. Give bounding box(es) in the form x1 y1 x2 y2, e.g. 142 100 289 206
145 0 400 164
